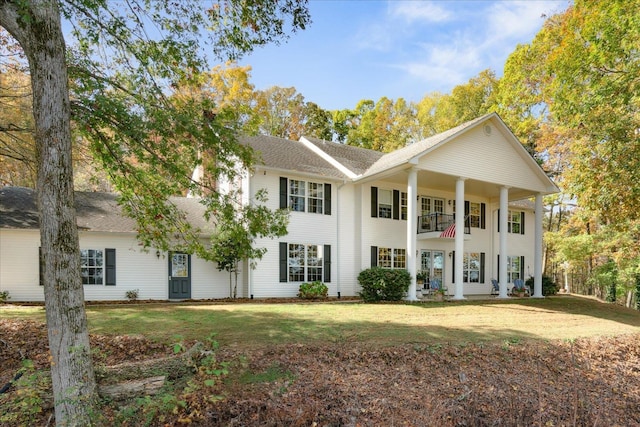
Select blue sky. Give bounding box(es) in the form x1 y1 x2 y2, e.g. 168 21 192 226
237 0 571 111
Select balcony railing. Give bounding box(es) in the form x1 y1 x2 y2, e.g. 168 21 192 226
417 213 470 235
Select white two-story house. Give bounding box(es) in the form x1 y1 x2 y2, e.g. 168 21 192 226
0 113 558 301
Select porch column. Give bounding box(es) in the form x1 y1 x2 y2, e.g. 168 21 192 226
406 167 418 301
453 177 466 300
533 193 544 298
498 186 509 298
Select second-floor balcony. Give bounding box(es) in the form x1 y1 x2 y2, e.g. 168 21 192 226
417 213 471 235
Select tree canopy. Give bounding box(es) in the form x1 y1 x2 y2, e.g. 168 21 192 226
0 1 309 424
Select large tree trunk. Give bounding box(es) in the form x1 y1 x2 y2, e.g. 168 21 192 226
0 2 98 425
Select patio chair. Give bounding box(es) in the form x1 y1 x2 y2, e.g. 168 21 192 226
490 279 499 296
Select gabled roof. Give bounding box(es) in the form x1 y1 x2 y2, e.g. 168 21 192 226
361 114 490 178
240 134 352 180
0 186 211 232
300 136 384 176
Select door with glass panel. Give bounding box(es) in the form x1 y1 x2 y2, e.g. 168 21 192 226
168 252 191 299
419 196 445 231
420 250 445 289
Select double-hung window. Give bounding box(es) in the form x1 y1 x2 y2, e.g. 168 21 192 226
468 202 481 228
289 179 306 212
371 246 406 269
507 256 524 283
498 210 525 234
378 189 392 218
287 244 323 282
452 201 486 229
76 248 116 286
508 211 524 234
307 182 324 214
370 187 404 220
280 177 331 215
451 251 485 284
280 242 331 283
81 249 103 285
463 252 481 283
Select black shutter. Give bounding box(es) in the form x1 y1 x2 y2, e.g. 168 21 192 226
105 248 116 286
480 252 485 284
464 201 470 217
279 177 288 209
451 250 455 282
324 183 331 215
371 187 378 218
39 247 44 286
393 190 400 220
324 245 331 282
497 254 500 283
497 209 500 232
481 203 486 229
279 242 288 282
520 256 525 279
521 211 525 235
371 246 378 267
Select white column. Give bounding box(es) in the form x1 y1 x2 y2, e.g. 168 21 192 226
498 186 509 298
453 177 466 299
406 168 418 301
533 193 544 298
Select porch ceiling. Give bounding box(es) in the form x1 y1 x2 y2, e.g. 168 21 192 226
377 169 537 203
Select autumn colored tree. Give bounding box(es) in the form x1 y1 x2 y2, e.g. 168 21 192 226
0 1 310 425
0 55 36 187
499 0 640 304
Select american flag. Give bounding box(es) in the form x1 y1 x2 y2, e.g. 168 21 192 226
440 222 456 238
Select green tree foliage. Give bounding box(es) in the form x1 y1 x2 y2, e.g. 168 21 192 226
499 0 640 303
254 86 308 140
1 1 310 424
209 189 288 298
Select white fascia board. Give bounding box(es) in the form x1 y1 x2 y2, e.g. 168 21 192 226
253 165 346 183
299 136 359 180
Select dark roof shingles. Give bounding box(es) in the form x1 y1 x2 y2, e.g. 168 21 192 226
0 186 210 232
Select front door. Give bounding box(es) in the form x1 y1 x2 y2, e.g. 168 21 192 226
420 250 445 286
168 252 191 299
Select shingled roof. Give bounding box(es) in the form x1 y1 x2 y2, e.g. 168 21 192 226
241 134 352 179
300 136 384 176
0 186 211 232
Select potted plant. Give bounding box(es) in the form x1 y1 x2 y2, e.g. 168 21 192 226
511 279 527 297
416 270 428 288
433 288 446 301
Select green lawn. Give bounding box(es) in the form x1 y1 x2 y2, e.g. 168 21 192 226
4 294 639 347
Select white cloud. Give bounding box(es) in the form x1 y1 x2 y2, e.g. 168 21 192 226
389 1 568 91
389 1 452 24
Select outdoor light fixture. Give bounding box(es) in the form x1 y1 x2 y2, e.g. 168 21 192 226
156 250 161 259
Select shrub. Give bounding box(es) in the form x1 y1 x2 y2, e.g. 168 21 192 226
0 290 10 303
125 289 139 302
525 276 559 296
358 267 410 302
298 281 328 299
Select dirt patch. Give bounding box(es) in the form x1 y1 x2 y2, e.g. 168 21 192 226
1 318 639 426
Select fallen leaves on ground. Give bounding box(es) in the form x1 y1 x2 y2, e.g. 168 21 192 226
1 318 639 426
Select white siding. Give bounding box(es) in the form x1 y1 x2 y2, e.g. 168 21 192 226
420 122 550 193
250 172 339 298
0 229 43 301
0 229 228 302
